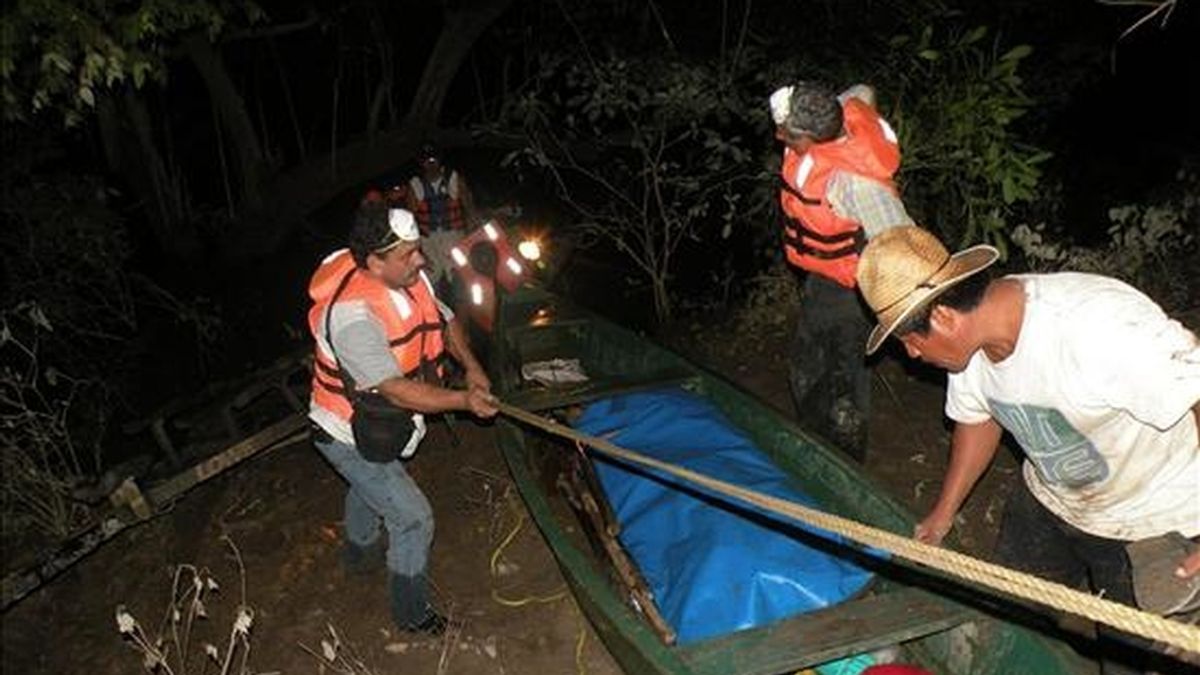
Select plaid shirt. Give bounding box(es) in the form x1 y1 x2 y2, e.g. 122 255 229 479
826 170 913 240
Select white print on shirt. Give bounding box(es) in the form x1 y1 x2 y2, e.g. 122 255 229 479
989 400 1109 488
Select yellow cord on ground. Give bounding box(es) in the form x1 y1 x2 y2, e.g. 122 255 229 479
497 401 1200 655
485 484 586 675
575 605 589 675
489 490 568 607
490 587 568 607
488 500 525 576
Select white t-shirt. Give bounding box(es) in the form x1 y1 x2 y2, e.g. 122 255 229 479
945 273 1200 540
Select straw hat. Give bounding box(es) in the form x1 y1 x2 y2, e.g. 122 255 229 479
857 226 999 355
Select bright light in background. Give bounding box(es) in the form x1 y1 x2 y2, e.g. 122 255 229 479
517 239 541 261
505 257 523 275
470 282 484 306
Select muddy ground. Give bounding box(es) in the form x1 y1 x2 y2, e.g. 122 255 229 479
0 310 1044 675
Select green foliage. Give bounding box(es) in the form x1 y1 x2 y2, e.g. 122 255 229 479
1011 169 1200 311
1 0 258 126
495 51 767 323
882 22 1051 253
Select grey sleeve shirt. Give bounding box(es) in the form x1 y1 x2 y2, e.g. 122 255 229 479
328 300 401 390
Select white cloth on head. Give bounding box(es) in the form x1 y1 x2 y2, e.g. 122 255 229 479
388 209 419 241
945 273 1200 541
769 86 793 126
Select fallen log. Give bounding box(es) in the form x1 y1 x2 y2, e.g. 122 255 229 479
1 414 309 611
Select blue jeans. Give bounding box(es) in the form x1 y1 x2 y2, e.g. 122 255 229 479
314 436 433 577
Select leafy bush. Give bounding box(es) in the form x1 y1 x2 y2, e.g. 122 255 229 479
0 0 245 126
881 22 1051 254
495 51 766 324
1011 168 1200 311
1 170 221 546
1 302 108 540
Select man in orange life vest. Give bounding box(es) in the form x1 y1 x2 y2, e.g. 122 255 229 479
307 204 497 634
771 80 915 462
406 144 478 296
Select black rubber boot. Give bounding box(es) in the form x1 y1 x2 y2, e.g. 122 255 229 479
341 540 383 576
408 611 450 636
389 573 428 627
389 573 451 635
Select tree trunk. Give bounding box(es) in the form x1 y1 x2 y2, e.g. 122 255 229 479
406 0 516 130
96 92 199 259
266 0 515 226
269 36 307 161
366 10 394 140
651 275 672 325
182 33 267 215
367 81 391 138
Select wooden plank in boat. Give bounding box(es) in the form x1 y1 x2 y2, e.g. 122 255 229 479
678 586 973 675
505 370 699 411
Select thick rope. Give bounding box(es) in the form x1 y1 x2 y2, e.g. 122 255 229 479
497 401 1200 655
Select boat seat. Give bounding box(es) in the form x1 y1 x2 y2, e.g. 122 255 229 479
504 370 699 411
678 586 974 675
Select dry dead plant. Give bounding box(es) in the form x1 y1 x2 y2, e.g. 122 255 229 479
115 536 254 674
1 302 104 542
298 623 378 675
457 465 516 543
434 603 465 675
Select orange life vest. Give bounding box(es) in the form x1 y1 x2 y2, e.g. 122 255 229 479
447 221 526 333
409 172 466 233
307 249 446 422
779 98 901 288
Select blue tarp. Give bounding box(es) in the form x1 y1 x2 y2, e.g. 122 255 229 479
573 388 875 644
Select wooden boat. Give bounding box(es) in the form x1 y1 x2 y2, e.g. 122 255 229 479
488 284 1093 675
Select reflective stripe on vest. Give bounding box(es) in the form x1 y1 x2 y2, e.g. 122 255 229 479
411 174 465 232
307 254 446 422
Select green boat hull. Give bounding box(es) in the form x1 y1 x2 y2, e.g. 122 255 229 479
489 285 1093 675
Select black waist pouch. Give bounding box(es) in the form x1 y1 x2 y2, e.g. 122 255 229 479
350 391 417 463
322 268 428 464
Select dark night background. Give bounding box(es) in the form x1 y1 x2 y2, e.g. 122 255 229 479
1 0 1198 670
4 1 1196 375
